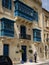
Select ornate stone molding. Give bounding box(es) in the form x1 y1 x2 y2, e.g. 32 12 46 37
33 0 42 6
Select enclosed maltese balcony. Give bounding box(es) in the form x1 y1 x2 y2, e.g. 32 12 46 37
0 17 15 38
14 0 38 22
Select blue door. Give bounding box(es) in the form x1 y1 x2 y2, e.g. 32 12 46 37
21 45 27 62
3 44 9 56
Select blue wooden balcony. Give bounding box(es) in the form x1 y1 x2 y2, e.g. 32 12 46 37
14 0 38 22
0 17 15 37
33 29 41 42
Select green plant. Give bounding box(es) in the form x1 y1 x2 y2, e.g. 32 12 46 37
29 50 33 53
19 49 24 53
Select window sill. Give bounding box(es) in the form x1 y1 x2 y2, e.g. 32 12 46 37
33 41 42 44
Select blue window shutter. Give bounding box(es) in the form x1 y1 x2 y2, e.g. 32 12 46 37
2 0 5 7
1 21 4 29
3 44 9 56
0 22 1 36
2 0 12 10
9 0 12 9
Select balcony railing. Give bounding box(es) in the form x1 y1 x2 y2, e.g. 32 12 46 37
19 33 31 40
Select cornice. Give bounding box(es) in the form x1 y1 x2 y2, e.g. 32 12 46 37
33 0 42 6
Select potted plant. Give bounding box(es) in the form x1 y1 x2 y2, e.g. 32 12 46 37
19 49 24 64
29 57 33 62
29 50 33 62
29 49 33 54
19 49 24 53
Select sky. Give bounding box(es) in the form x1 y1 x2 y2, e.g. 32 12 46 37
42 0 49 11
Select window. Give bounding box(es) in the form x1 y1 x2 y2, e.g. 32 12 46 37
3 44 9 56
33 29 41 42
46 33 49 42
45 46 47 51
33 11 38 21
2 0 12 10
20 25 26 34
40 48 42 53
20 25 26 38
44 34 45 42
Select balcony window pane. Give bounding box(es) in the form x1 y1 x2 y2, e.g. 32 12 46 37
33 29 41 42
2 0 12 10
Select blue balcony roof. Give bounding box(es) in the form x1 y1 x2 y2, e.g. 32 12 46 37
14 0 34 11
33 28 41 31
0 17 15 23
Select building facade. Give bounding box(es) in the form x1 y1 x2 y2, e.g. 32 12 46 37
42 8 49 59
0 0 49 65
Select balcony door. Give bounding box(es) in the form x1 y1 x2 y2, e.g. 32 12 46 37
20 25 26 38
20 25 26 34
3 44 9 56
